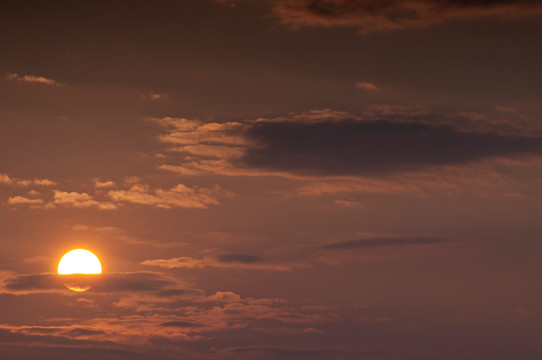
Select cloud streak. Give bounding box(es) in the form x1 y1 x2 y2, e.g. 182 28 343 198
142 254 299 271
321 236 448 250
107 183 225 209
6 72 63 86
271 0 542 34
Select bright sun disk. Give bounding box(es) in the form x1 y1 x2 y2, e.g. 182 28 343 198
58 249 102 275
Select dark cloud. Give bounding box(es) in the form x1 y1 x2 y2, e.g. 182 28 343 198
241 119 542 176
214 254 264 264
3 274 62 291
0 328 138 359
159 321 203 328
272 0 542 34
1 272 183 294
226 345 358 359
156 289 204 298
66 328 106 337
322 236 446 250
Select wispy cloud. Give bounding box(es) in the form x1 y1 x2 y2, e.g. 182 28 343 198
271 0 542 34
355 81 379 91
107 182 226 209
6 72 63 86
321 236 448 250
142 253 300 271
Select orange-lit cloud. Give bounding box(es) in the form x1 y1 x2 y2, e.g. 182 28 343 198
53 191 118 210
271 0 542 34
107 182 225 209
7 196 44 205
94 179 116 188
142 254 302 271
355 81 379 91
6 72 63 86
0 172 57 187
151 110 542 201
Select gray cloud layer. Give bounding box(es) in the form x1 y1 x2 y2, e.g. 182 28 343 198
242 119 542 176
322 236 447 250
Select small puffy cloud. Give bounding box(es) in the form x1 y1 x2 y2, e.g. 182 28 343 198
0 174 56 187
30 178 57 186
6 72 63 86
355 81 379 91
53 190 118 210
7 196 44 205
0 173 13 184
107 182 223 209
94 179 116 188
206 291 242 302
146 92 169 100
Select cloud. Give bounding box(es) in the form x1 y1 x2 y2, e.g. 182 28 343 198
142 254 298 271
159 321 203 328
355 81 379 91
54 190 118 210
334 199 363 208
241 118 542 176
107 182 224 209
6 72 63 86
67 328 106 337
31 178 57 186
3 177 227 211
0 269 339 353
0 173 13 184
0 172 57 187
215 254 263 263
271 0 542 34
94 179 116 188
224 345 357 359
7 196 44 205
143 92 169 100
321 236 448 250
153 111 542 182
0 272 189 295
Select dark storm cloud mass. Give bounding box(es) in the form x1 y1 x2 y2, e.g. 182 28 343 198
272 0 542 33
241 119 542 176
322 236 447 250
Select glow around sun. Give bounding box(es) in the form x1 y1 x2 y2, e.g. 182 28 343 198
58 249 102 275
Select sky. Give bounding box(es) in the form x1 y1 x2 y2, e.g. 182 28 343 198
1 1 542 359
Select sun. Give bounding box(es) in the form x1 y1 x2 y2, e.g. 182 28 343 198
58 249 102 292
58 249 102 275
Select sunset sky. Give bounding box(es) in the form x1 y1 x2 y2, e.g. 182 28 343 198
1 1 542 359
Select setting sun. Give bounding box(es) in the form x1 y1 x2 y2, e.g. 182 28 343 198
58 249 102 275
